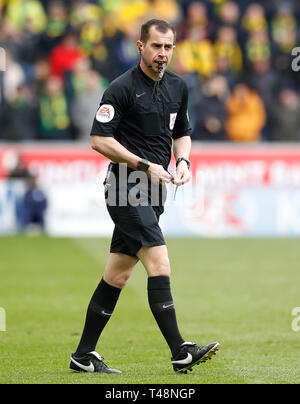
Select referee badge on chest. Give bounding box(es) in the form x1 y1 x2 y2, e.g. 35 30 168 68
169 113 177 131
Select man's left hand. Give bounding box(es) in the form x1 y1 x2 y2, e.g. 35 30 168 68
173 161 191 186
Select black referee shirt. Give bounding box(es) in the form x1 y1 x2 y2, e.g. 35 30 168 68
90 64 192 170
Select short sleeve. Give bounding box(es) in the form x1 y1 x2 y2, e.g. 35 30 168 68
90 82 129 137
172 81 192 140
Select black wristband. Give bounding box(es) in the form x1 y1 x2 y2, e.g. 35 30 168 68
137 158 150 172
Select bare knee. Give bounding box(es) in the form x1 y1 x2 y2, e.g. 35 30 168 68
150 257 171 277
105 269 132 289
137 246 171 277
104 253 138 289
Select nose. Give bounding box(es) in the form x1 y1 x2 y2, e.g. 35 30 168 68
159 47 166 58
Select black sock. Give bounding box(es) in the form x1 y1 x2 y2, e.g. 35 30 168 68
147 276 185 357
75 278 121 355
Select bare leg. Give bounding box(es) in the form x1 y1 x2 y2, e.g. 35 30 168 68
104 252 139 288
137 245 170 277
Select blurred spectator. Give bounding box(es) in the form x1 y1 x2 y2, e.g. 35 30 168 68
99 0 128 15
45 0 68 40
38 75 73 140
215 54 239 90
4 0 47 35
5 84 38 141
49 31 83 79
177 1 213 41
246 59 280 140
65 56 91 100
171 55 204 131
6 154 32 230
70 68 106 140
271 4 297 76
31 57 51 98
21 174 48 233
90 32 119 82
225 82 266 142
0 0 299 143
114 0 149 35
271 3 297 54
148 0 180 24
3 49 25 103
244 29 271 68
79 20 103 58
37 0 69 56
18 18 44 68
176 26 216 77
214 26 243 74
192 74 229 141
69 1 102 30
241 3 268 38
71 2 107 72
114 20 141 76
216 1 240 31
271 88 300 141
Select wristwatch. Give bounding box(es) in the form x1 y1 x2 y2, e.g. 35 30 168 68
137 158 150 172
176 157 191 169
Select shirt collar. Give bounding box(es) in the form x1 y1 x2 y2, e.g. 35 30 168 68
137 64 165 86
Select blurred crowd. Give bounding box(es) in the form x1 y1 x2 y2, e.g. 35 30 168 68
0 0 300 143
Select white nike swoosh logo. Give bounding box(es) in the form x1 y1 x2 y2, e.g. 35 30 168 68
162 303 174 309
71 357 95 372
136 92 146 98
171 353 193 365
101 310 112 316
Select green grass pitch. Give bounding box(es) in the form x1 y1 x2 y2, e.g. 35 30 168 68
0 236 300 384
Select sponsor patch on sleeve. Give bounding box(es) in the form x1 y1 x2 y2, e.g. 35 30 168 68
96 104 115 123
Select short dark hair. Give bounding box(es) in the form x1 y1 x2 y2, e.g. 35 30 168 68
140 19 176 44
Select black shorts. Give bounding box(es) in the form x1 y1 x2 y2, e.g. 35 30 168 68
104 163 166 257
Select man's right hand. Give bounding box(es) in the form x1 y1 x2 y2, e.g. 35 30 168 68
147 163 173 185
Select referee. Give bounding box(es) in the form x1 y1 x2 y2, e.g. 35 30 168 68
70 19 219 374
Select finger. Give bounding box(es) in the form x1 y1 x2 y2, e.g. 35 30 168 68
161 175 172 184
167 170 175 184
180 172 191 185
173 176 184 186
162 171 173 183
156 174 171 185
149 173 161 185
173 170 184 185
174 171 190 186
173 178 184 186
